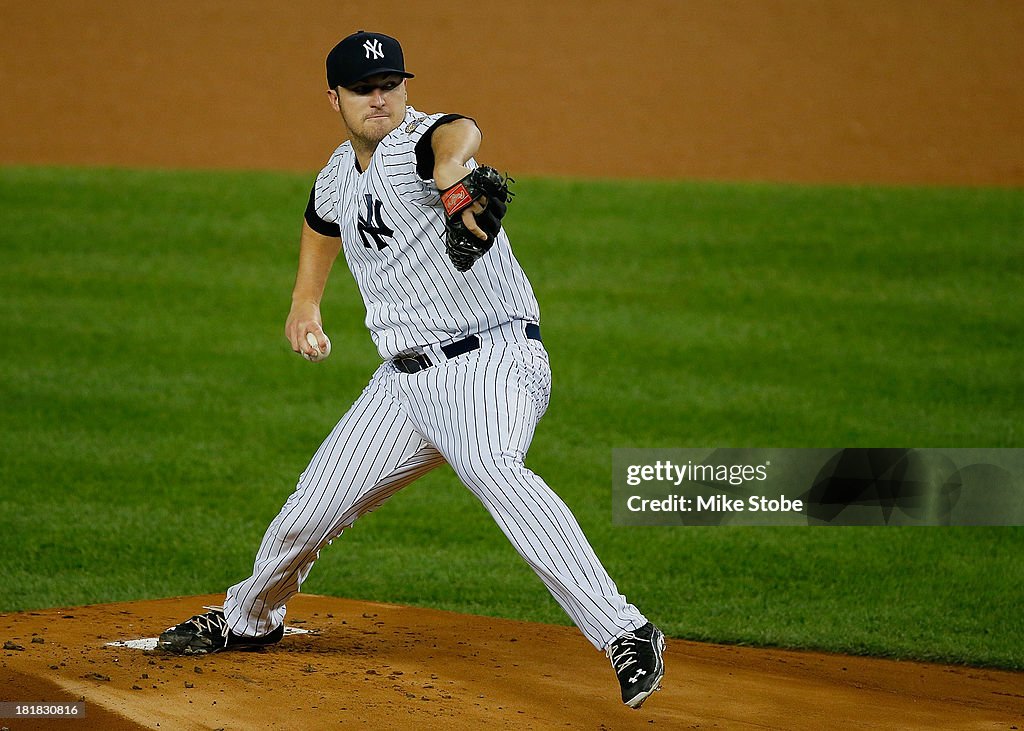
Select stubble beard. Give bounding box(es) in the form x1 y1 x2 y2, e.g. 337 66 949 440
343 107 404 153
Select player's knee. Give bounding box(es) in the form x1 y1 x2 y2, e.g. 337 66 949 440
453 457 544 496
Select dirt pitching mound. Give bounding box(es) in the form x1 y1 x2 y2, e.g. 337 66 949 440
1 594 1021 730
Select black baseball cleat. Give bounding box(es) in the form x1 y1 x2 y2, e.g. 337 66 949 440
157 608 284 655
606 622 666 709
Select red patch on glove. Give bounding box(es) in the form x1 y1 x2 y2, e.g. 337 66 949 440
441 182 473 216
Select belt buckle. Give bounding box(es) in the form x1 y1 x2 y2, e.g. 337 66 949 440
394 352 431 373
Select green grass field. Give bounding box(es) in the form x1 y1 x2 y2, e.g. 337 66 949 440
1 167 1021 669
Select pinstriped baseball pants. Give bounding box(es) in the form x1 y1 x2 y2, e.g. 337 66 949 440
224 321 647 651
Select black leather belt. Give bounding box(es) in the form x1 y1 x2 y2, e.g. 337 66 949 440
393 323 541 374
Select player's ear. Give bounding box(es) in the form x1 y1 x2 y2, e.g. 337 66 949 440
326 88 341 113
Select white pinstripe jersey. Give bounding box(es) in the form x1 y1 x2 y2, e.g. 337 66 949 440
308 106 540 360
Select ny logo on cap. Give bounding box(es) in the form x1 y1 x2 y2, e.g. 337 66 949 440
363 38 384 60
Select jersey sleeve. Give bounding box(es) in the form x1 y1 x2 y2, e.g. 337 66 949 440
413 113 475 180
303 146 347 237
304 187 340 237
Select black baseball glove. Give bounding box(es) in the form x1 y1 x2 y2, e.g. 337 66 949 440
439 166 514 271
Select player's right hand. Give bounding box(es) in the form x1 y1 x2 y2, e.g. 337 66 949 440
285 300 327 358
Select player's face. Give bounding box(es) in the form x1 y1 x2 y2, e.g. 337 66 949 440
329 73 408 148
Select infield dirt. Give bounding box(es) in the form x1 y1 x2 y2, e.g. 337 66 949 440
2 594 1023 730
1 1 1022 185
1 1 1022 729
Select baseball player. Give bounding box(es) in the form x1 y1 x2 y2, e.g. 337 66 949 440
158 30 665 709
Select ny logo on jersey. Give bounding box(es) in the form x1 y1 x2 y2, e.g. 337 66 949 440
357 194 395 250
363 39 384 60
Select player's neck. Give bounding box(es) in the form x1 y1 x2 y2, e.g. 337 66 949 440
352 142 377 172
352 146 372 172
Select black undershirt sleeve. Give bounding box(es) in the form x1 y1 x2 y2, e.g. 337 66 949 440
415 114 475 181
303 186 341 237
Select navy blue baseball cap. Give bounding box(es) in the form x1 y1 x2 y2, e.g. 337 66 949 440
326 30 415 89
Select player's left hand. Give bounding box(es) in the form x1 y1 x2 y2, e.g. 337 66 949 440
434 163 487 240
437 165 513 271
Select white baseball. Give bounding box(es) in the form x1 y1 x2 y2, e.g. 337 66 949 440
303 331 331 362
